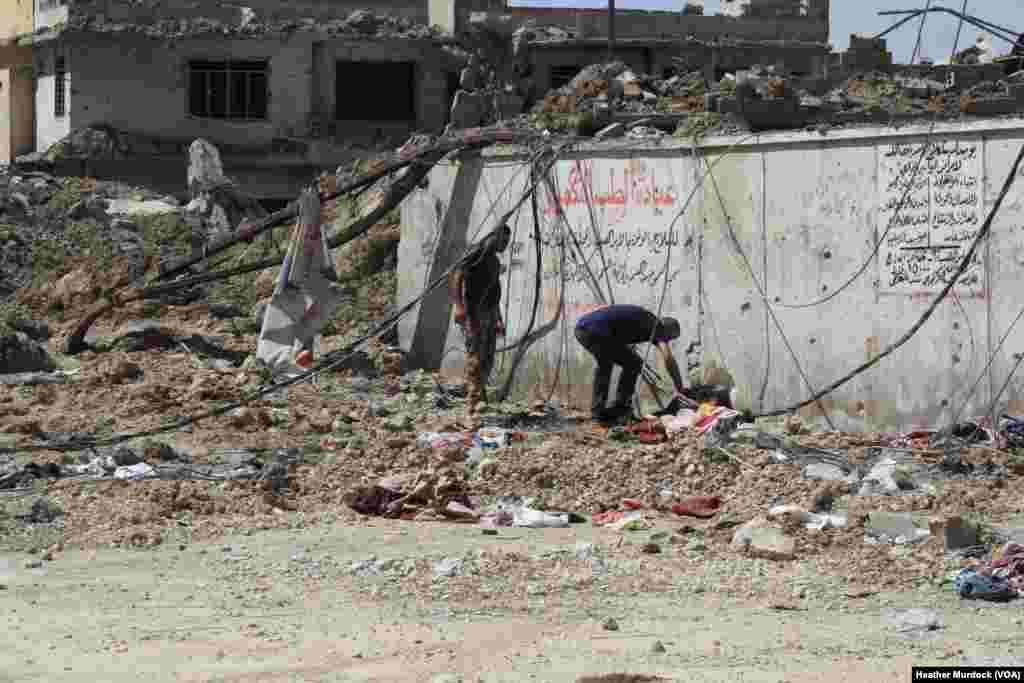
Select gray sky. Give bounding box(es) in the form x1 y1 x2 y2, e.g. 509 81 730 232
505 0 1022 63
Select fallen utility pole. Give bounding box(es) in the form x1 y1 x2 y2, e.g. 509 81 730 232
64 127 541 354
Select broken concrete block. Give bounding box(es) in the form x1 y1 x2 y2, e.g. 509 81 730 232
594 123 626 140
867 511 918 541
187 138 228 194
0 332 56 374
937 515 978 552
802 463 847 482
858 456 902 496
730 515 768 548
747 526 796 561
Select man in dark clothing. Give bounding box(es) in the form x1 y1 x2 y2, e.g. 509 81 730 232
449 225 512 412
575 304 694 423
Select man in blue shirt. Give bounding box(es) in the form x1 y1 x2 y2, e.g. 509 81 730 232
575 304 693 423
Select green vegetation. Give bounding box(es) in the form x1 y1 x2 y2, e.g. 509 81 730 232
135 212 194 259
527 111 597 136
46 177 86 212
0 301 31 335
674 112 722 143
719 77 737 97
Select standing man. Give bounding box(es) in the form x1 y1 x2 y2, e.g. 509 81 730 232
449 225 512 412
574 304 694 424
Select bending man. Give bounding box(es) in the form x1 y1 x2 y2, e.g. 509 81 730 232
574 304 693 423
449 225 512 412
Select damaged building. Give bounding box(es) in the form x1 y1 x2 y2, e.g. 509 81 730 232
4 0 835 176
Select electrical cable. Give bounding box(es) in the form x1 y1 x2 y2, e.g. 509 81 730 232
632 134 759 411
950 300 1024 426
14 140 565 453
758 149 771 408
705 160 837 430
753 142 1024 419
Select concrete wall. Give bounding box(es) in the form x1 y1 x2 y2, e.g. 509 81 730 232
400 119 1024 431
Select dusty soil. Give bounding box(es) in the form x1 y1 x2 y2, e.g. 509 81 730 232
3 227 1024 681
2 518 1023 683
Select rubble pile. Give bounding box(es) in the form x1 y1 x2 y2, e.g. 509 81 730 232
61 9 444 41
0 169 180 300
515 59 1024 139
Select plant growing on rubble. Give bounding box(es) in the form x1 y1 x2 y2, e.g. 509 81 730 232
46 177 85 212
0 302 31 335
719 77 737 97
30 239 70 286
675 112 722 144
685 78 707 97
135 212 194 259
895 95 913 114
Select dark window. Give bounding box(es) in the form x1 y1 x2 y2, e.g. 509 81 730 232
54 56 66 117
188 60 268 120
335 61 415 122
549 65 578 90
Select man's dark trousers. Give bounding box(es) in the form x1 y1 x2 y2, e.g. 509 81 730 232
575 326 643 418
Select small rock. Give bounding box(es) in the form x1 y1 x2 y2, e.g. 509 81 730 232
882 608 944 639
208 303 243 320
431 557 465 579
574 542 595 561
651 639 666 653
481 528 498 536
602 616 620 631
803 463 850 482
0 332 56 374
640 542 661 554
867 511 921 542
940 515 978 552
747 526 796 561
111 447 141 467
29 497 62 523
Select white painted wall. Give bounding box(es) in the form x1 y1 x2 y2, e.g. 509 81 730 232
401 119 1024 431
33 45 70 153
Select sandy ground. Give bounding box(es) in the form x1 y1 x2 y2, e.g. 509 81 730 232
2 517 1022 683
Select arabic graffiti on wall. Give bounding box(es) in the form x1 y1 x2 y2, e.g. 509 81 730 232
531 159 687 295
543 159 679 226
878 139 985 293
